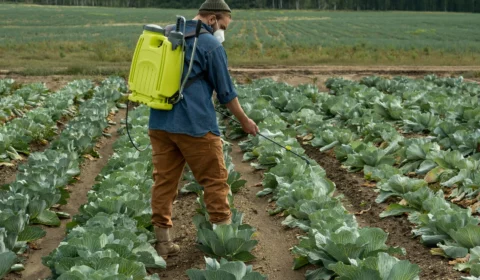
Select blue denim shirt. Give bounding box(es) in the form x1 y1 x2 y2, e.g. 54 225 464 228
149 20 238 137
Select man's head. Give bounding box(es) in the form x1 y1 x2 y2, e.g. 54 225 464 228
196 0 232 33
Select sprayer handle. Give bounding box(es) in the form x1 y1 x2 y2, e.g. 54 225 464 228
195 20 202 38
176 17 181 32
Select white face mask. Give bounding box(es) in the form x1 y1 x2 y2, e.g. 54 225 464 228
213 20 225 44
214 29 225 44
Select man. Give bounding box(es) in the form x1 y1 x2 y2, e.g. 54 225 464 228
148 0 259 259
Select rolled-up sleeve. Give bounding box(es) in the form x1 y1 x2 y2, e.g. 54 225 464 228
206 45 238 105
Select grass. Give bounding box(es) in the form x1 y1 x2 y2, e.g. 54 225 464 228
1 4 480 75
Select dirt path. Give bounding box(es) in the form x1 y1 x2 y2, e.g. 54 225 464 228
5 110 125 280
229 142 309 279
230 65 480 92
3 66 479 92
230 65 480 75
302 145 467 280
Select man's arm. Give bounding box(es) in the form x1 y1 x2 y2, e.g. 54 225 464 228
225 97 259 136
206 46 259 136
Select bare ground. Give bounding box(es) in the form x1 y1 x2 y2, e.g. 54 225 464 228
2 65 479 94
230 65 480 91
5 110 125 280
302 145 468 280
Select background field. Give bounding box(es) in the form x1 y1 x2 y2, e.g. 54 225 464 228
0 4 479 75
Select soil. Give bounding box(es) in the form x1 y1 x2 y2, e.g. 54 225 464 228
4 109 125 280
230 65 480 76
0 75 69 92
302 144 468 280
230 65 480 92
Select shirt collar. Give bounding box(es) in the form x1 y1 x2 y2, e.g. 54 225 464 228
186 20 213 34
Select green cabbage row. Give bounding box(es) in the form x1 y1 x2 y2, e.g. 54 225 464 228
0 77 125 278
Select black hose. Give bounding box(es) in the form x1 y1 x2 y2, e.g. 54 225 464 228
126 100 150 152
215 109 310 165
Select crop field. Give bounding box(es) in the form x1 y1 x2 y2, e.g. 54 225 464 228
2 2 480 280
1 73 480 280
1 4 480 75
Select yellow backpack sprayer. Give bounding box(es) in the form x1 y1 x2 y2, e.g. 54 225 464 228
128 17 204 110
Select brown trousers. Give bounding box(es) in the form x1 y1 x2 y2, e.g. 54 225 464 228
149 130 232 228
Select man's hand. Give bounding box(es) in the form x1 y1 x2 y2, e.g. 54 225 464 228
241 118 259 136
225 97 260 136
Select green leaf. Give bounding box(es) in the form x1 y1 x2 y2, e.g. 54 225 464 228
17 226 46 242
218 262 247 279
232 251 256 262
424 167 446 184
439 244 469 259
230 180 247 193
380 204 417 218
470 264 480 277
387 260 421 280
205 257 221 270
450 225 480 249
117 258 147 279
242 272 267 280
32 209 61 226
305 267 333 280
324 243 363 264
214 225 235 245
27 199 47 219
357 228 389 256
53 257 78 275
57 187 71 205
225 238 253 257
256 188 273 197
378 253 399 279
203 270 237 280
329 261 380 280
293 256 309 270
0 251 17 278
186 269 207 280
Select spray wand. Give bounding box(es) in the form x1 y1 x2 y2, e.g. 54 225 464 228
216 109 310 165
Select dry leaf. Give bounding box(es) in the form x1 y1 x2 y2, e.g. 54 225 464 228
470 202 480 213
355 206 372 215
302 134 314 141
361 182 377 188
457 199 477 208
83 154 96 161
449 255 470 265
451 192 466 203
399 199 408 206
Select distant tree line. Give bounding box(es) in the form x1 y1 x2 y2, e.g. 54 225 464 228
4 0 480 13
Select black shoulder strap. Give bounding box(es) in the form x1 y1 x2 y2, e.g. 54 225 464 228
167 72 209 104
165 24 210 38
